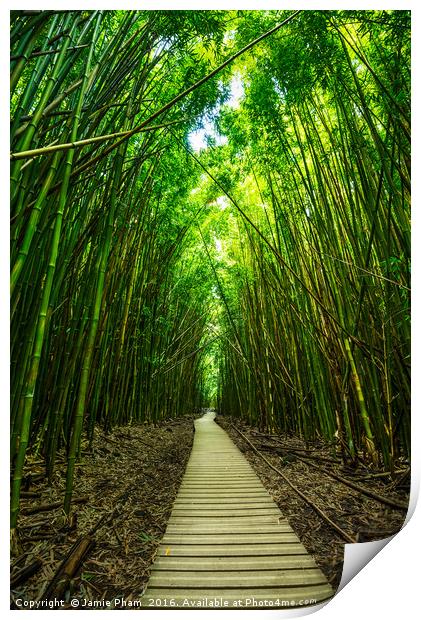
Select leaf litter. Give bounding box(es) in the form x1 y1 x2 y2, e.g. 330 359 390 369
10 415 195 608
11 412 409 605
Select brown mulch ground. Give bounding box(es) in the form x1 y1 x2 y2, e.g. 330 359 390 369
11 412 410 607
217 415 410 592
10 416 195 609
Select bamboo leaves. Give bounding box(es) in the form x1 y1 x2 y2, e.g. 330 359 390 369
216 10 410 466
10 10 410 537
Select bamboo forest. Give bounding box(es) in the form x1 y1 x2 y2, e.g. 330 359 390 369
10 9 410 609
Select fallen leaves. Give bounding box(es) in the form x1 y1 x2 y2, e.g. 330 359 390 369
11 416 195 608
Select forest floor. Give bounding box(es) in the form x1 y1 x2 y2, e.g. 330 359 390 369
11 412 409 607
217 416 410 591
10 416 195 609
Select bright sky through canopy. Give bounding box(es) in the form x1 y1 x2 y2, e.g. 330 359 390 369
189 74 244 151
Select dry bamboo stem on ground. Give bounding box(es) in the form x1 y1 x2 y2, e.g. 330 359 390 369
10 558 43 588
42 536 96 601
295 455 408 511
21 497 88 516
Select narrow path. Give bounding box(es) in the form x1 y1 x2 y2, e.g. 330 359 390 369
141 412 334 609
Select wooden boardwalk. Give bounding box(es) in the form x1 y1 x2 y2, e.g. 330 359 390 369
141 412 334 609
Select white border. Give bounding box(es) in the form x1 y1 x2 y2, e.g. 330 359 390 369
3 2 419 618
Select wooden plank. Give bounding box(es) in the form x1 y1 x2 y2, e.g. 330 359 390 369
175 492 270 498
176 490 269 495
165 524 293 534
177 487 267 492
152 555 317 571
175 497 270 502
184 467 258 472
168 516 286 524
173 501 277 509
179 481 264 486
184 463 254 467
174 496 273 502
181 478 261 482
160 534 301 545
157 543 308 556
185 464 252 468
178 483 266 489
186 462 252 465
184 471 254 474
171 509 280 517
148 568 325 588
183 474 256 484
175 498 271 503
180 477 262 482
186 463 252 467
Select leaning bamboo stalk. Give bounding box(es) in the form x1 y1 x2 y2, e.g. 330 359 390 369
10 118 187 160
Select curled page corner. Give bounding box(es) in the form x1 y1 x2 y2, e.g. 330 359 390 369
338 536 394 593
337 471 417 594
